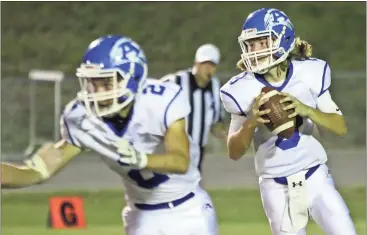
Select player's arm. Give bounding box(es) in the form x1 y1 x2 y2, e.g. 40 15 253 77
1 140 82 188
114 119 190 174
281 91 347 137
222 89 269 160
143 85 190 174
307 63 347 136
220 87 253 160
115 85 190 174
305 109 346 137
281 62 347 137
145 118 190 174
226 114 257 160
308 90 347 136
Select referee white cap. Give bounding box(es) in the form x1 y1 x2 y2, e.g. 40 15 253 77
195 44 220 65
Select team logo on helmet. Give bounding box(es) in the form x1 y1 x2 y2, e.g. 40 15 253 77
264 9 294 30
109 38 146 66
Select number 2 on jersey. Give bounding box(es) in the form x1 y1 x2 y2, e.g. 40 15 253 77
128 170 169 189
126 84 168 188
143 84 166 95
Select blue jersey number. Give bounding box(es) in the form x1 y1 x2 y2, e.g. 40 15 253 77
123 84 168 188
128 170 169 189
124 84 169 188
143 84 166 95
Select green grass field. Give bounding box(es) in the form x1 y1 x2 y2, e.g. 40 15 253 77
2 188 365 235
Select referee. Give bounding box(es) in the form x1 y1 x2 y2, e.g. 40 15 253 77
161 44 226 173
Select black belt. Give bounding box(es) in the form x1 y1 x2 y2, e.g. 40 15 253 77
134 192 195 210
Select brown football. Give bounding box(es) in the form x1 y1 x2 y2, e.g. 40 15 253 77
259 87 296 139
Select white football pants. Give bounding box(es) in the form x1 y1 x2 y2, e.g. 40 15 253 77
122 186 218 235
259 164 357 235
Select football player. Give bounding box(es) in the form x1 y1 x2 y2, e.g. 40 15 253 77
220 8 356 235
1 35 218 235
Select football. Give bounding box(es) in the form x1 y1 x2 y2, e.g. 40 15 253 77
259 87 296 139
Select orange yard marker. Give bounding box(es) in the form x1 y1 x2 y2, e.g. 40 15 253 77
47 196 86 229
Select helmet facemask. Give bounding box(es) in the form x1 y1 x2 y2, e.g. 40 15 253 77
76 63 139 117
238 27 293 74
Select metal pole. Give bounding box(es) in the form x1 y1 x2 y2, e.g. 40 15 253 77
26 69 64 153
54 81 61 142
26 79 36 156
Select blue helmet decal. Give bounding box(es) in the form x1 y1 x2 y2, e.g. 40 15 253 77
83 35 147 72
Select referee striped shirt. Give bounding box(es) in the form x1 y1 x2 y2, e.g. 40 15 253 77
161 69 223 168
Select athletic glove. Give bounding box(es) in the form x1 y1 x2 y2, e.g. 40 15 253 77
114 138 148 169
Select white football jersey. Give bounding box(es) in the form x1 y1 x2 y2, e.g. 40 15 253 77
221 58 335 178
60 79 201 204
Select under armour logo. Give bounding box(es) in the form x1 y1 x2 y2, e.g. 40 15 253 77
292 181 303 188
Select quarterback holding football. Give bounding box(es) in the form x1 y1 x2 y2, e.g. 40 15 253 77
220 7 357 235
